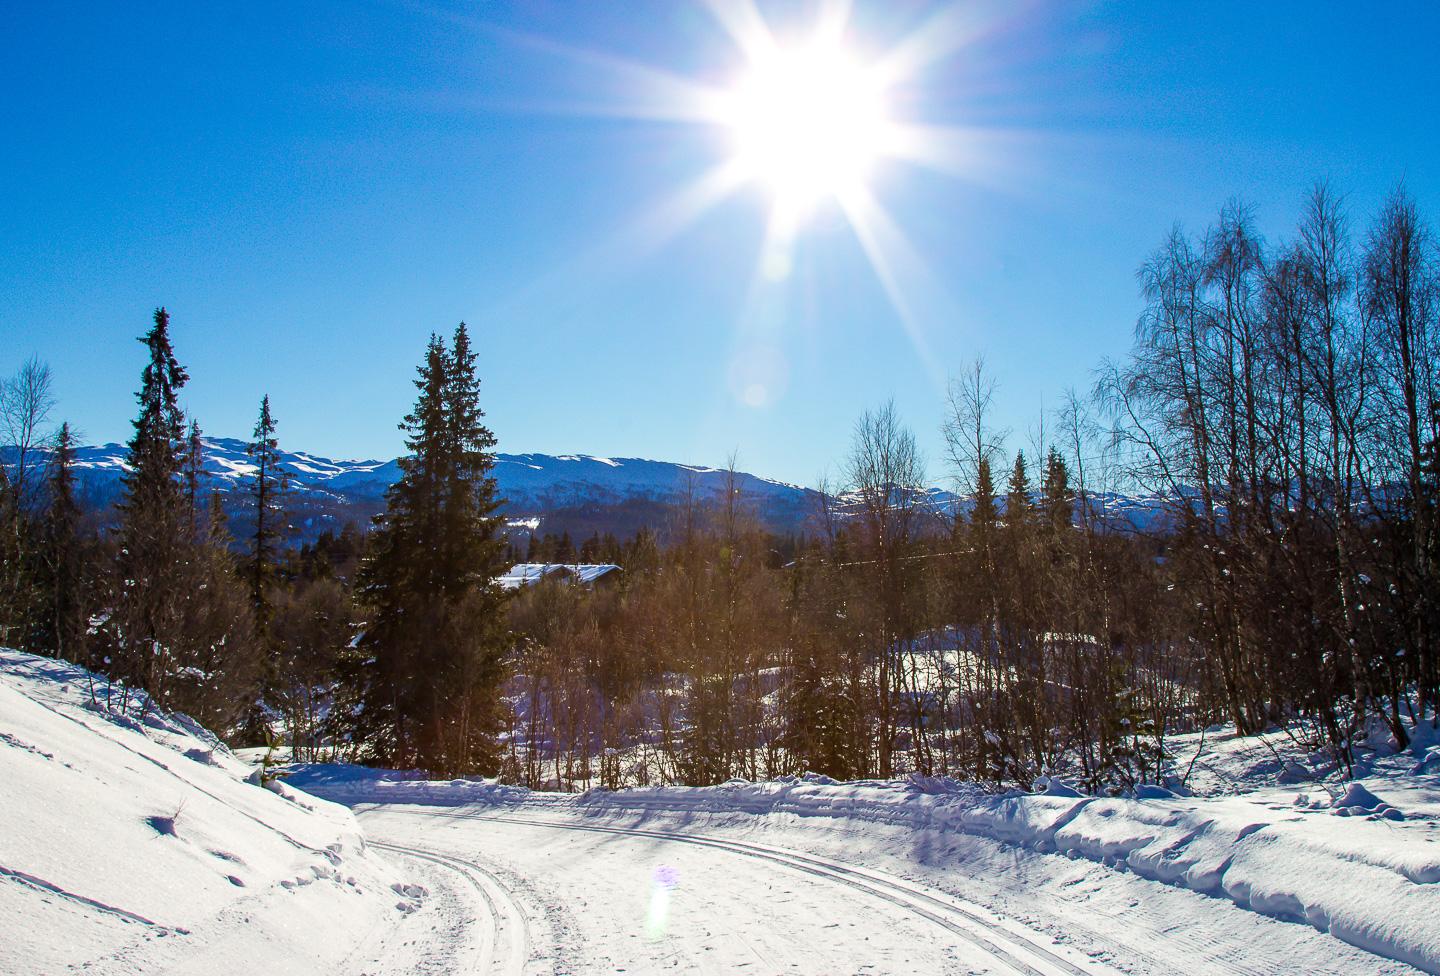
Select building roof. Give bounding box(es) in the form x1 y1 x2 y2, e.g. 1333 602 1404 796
496 563 623 590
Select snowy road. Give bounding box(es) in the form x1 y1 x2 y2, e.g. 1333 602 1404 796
9 652 1431 976
356 806 1118 976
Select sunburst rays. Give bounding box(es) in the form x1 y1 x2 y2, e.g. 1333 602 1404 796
466 1 1029 407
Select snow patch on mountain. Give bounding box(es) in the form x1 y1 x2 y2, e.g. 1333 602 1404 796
44 437 1169 538
63 438 816 512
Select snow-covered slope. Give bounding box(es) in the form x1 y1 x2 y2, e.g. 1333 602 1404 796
0 650 415 976
8 643 1436 974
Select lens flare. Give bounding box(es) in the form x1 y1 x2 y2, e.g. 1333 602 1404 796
646 864 679 940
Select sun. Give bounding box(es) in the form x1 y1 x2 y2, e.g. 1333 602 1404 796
485 0 1013 399
717 38 895 214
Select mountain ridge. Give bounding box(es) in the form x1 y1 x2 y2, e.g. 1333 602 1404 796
62 437 827 541
44 437 1164 542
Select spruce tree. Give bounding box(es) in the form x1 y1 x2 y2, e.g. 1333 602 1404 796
1041 448 1073 535
1001 450 1035 632
184 419 204 532
439 323 505 590
246 394 287 634
971 456 998 535
113 307 192 700
357 326 510 775
0 462 41 651
554 531 575 564
44 422 83 660
1004 451 1031 529
178 486 262 737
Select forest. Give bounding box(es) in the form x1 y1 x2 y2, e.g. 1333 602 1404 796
2 184 1437 791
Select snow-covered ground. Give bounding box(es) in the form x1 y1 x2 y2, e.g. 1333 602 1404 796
288 761 1440 975
0 650 474 976
7 646 1440 975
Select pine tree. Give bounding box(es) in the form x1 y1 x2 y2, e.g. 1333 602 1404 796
357 326 510 775
246 394 287 635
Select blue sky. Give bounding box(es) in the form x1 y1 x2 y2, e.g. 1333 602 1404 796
2 1 1436 487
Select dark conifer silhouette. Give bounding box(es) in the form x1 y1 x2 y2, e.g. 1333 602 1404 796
358 325 510 775
246 394 287 635
113 307 192 701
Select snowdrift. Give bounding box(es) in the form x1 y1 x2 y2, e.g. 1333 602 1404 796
291 763 1440 973
0 650 405 976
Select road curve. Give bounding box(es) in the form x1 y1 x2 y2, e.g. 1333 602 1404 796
360 807 1119 976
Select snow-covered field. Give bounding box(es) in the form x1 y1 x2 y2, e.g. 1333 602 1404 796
6 647 1440 975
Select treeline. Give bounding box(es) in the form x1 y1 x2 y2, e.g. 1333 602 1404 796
1100 185 1440 765
2 182 1436 791
0 313 509 776
499 183 1440 791
500 405 1185 792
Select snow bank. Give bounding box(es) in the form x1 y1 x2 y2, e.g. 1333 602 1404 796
0 650 406 975
293 765 1440 973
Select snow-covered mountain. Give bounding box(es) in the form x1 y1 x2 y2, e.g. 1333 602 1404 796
51 437 1167 542
63 437 825 541
828 483 1169 535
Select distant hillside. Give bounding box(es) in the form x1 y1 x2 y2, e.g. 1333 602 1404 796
8 438 1166 545
60 438 826 543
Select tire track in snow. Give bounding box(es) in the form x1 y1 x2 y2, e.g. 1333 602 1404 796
371 841 531 976
394 810 1107 976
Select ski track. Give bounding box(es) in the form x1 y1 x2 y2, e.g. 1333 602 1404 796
370 841 531 976
364 807 1120 976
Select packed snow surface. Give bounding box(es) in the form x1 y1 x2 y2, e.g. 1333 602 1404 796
8 646 1440 974
290 751 1440 975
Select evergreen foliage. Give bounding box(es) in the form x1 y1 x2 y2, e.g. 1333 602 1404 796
110 307 193 700
246 394 287 635
89 308 261 733
355 324 510 775
42 422 84 659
